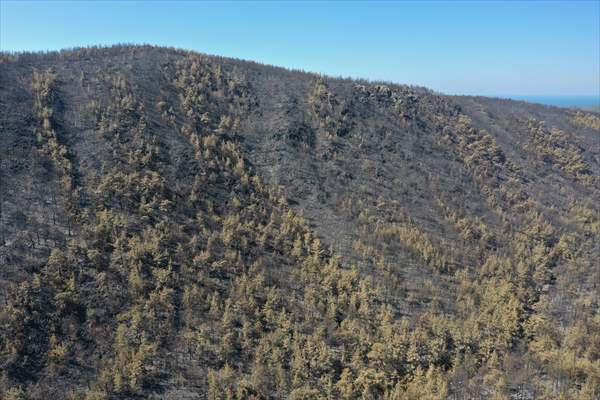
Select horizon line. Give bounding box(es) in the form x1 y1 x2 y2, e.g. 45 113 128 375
1 43 598 98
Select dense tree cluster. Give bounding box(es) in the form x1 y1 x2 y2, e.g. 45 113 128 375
526 119 594 185
572 110 600 131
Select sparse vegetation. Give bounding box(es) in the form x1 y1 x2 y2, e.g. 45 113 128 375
0 45 598 399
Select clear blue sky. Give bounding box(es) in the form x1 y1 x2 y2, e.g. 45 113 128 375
1 0 599 96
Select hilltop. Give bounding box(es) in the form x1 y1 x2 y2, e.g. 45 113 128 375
1 45 599 399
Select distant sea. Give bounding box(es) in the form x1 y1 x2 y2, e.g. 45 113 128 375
499 95 600 109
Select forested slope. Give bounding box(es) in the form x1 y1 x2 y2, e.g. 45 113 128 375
0 45 598 399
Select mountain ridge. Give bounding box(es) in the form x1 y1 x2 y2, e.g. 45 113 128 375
0 44 599 400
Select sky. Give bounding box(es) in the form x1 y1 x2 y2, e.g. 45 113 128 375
1 0 599 96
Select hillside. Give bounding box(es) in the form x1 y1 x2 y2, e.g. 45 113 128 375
0 45 599 400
